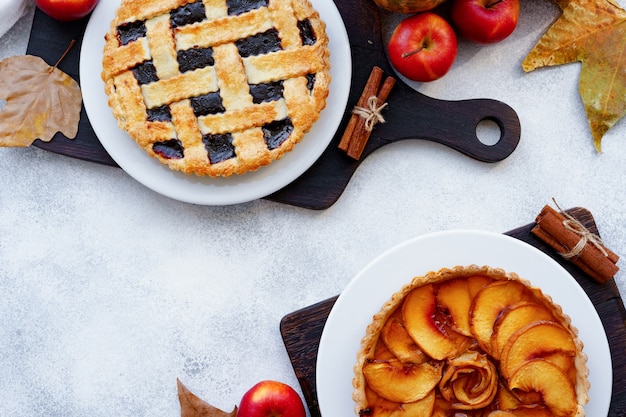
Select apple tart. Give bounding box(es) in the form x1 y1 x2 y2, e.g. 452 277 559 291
352 265 589 417
101 0 331 177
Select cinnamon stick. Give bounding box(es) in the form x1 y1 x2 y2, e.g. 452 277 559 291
531 205 619 283
338 66 384 152
346 75 396 160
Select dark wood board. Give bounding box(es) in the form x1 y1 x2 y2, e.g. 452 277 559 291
280 207 626 417
25 0 521 209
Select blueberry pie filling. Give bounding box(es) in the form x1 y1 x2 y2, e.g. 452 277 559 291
153 139 184 159
177 47 215 73
203 133 237 164
297 19 316 45
191 92 226 117
235 29 283 58
170 2 207 28
131 60 158 85
250 81 284 104
263 118 294 150
102 0 330 177
146 105 172 122
117 20 146 45
226 0 269 16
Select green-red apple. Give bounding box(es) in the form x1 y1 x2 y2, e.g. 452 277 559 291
238 380 306 417
450 0 520 44
387 13 458 83
35 0 100 21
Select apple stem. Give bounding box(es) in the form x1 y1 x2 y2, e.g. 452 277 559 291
401 46 424 59
53 39 77 69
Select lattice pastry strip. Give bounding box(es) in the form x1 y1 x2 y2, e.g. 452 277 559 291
174 8 274 50
102 0 331 177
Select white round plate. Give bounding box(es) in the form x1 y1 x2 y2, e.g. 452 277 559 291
317 230 611 417
80 0 351 205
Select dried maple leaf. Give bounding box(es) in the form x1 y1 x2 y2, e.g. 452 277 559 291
0 51 82 147
177 379 238 417
522 0 626 152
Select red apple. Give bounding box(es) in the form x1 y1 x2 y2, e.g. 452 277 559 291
238 380 306 417
450 0 520 44
387 13 458 83
35 0 100 22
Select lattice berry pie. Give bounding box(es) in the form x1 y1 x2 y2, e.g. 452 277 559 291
102 0 331 177
353 265 589 417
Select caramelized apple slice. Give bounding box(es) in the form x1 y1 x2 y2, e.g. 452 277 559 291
362 358 442 403
466 275 494 297
500 320 576 380
508 359 579 417
381 309 427 363
437 276 493 337
438 350 498 409
469 280 533 354
489 410 553 417
487 412 517 417
403 283 470 360
498 380 551 411
431 395 454 417
490 301 554 359
496 381 522 410
504 407 554 417
373 338 397 361
397 391 436 417
364 386 436 417
436 278 472 336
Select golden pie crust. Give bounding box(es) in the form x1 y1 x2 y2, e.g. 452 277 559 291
102 0 331 177
353 265 589 417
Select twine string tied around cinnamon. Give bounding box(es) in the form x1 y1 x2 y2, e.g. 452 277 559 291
352 96 388 131
559 211 608 259
551 198 609 259
531 200 619 283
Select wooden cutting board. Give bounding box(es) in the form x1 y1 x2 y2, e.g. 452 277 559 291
25 0 521 209
280 207 626 417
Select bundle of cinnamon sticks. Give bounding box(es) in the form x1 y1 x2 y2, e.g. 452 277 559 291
531 204 619 283
338 66 395 160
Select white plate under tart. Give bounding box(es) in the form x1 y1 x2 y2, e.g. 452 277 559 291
80 0 351 205
316 230 611 417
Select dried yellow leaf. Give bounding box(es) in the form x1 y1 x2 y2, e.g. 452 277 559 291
522 0 626 152
0 54 82 147
177 379 238 417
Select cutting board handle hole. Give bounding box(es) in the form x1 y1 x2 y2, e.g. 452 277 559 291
476 118 501 146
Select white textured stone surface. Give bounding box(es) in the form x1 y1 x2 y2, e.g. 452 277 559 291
0 2 624 416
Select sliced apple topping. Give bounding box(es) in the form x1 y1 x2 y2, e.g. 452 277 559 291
436 275 493 337
436 278 472 336
438 350 498 410
381 309 428 364
496 381 522 410
364 386 436 417
508 359 579 417
469 280 533 354
487 411 518 417
466 274 493 296
500 320 577 380
502 407 554 417
354 267 587 417
373 338 399 361
362 358 442 403
402 283 471 360
490 301 555 360
491 410 553 417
